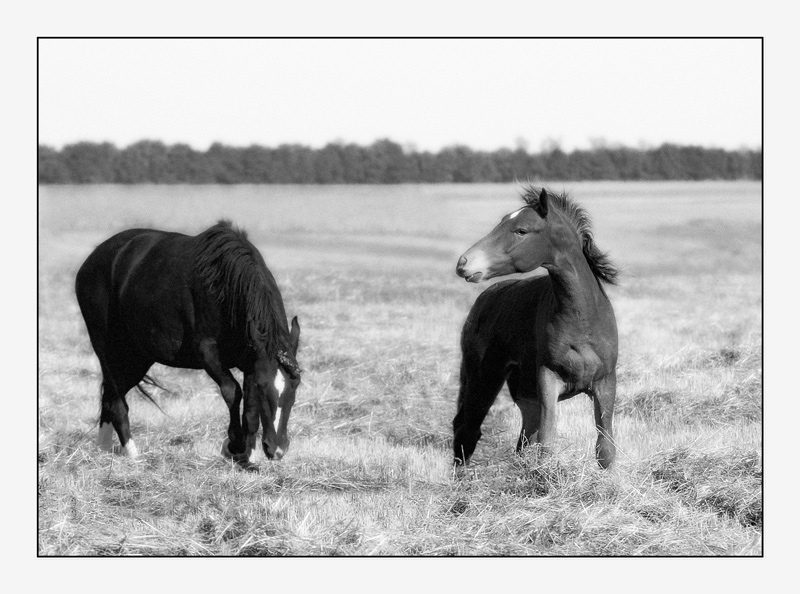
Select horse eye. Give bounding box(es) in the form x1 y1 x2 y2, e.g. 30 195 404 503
514 229 528 236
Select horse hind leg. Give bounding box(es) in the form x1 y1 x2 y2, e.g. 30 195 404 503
75 274 119 453
514 403 542 454
452 358 504 466
79 312 147 457
98 354 151 458
97 415 115 452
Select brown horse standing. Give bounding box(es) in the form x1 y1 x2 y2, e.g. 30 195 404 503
454 186 619 468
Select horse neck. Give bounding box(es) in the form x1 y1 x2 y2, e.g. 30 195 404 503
542 219 605 318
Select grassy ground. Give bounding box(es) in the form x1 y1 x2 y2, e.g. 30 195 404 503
38 181 762 556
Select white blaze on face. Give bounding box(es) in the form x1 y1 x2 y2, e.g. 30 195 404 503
508 207 525 220
97 422 114 452
273 371 285 432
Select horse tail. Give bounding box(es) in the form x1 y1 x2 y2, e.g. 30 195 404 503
134 374 168 414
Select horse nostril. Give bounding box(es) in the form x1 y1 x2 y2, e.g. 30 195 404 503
457 255 468 271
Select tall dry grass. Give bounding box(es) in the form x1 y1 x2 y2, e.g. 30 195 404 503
38 182 761 555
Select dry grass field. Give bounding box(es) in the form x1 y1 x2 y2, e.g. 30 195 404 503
38 181 762 556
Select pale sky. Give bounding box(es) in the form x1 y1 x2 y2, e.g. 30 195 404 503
38 38 761 153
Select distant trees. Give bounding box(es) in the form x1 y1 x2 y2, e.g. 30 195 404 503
38 145 71 184
52 141 119 183
38 139 762 184
115 140 172 183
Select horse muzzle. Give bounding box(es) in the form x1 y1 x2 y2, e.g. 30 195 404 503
456 253 486 283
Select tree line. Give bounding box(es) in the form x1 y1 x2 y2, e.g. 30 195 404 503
38 139 762 184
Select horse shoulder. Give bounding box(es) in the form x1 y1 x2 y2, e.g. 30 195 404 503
543 329 615 389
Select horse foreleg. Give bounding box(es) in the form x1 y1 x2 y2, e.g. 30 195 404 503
536 366 565 454
241 373 260 464
200 341 246 461
591 371 616 469
509 367 542 454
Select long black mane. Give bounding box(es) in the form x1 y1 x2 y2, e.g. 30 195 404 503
521 186 619 285
193 220 291 359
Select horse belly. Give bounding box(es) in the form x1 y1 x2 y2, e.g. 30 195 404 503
123 309 182 359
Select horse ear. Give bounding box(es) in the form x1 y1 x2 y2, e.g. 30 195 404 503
289 316 300 355
276 317 302 379
533 188 549 218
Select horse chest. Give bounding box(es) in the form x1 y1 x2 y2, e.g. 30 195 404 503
549 342 604 390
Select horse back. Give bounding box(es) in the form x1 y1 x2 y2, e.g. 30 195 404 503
76 229 170 320
78 228 192 303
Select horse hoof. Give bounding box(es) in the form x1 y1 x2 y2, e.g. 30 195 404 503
97 422 115 452
124 440 139 458
452 457 469 468
222 439 255 464
108 441 139 459
221 438 235 459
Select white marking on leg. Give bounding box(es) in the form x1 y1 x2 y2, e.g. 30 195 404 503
123 439 139 458
97 422 114 452
509 207 525 220
246 435 257 463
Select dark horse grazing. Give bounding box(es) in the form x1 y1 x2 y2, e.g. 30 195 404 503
75 220 301 463
454 187 619 468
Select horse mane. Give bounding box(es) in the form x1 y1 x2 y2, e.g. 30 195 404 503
521 185 619 285
193 220 293 361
